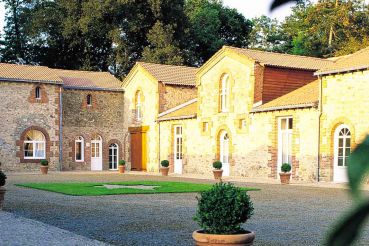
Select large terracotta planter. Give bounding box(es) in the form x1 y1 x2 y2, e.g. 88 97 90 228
0 187 6 210
40 165 49 175
213 169 223 180
193 230 255 246
160 167 169 176
279 172 291 184
118 165 125 174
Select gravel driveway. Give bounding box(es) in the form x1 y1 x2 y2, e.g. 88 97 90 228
2 172 369 246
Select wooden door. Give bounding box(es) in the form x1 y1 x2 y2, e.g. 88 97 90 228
129 126 148 171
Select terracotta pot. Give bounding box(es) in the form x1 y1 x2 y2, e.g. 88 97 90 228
0 186 6 210
160 167 169 176
118 165 125 174
279 172 291 184
213 169 223 180
193 230 255 246
40 165 49 175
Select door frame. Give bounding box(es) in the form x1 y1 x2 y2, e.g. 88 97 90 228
109 143 119 170
173 125 183 174
277 117 293 179
91 135 103 171
219 130 230 177
129 126 149 171
333 124 351 183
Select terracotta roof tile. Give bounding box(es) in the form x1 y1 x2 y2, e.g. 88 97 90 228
316 46 369 75
53 69 123 91
225 46 333 71
252 80 319 112
0 63 63 84
158 99 197 121
138 62 197 86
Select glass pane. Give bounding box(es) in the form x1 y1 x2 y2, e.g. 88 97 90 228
24 143 33 157
339 138 343 147
288 118 293 129
282 133 288 163
35 143 45 158
281 119 287 130
91 143 96 157
338 157 343 166
344 157 349 166
346 138 351 148
345 148 351 157
76 142 82 160
338 147 344 157
96 144 100 157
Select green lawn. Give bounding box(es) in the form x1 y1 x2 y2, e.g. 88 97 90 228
16 181 258 196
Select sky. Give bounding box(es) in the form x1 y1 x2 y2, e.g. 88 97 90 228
0 0 298 34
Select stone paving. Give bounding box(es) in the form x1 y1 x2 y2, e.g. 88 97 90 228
2 171 369 246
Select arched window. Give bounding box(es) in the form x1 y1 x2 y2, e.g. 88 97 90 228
135 90 143 120
220 74 229 112
24 130 46 159
335 125 351 167
75 136 84 162
35 86 41 99
87 94 92 106
109 143 119 170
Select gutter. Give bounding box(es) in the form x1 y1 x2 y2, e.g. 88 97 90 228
59 87 63 171
250 102 317 113
314 65 369 76
0 77 63 84
157 114 197 122
62 85 124 92
317 76 323 182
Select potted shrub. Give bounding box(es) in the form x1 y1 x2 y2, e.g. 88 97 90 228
118 160 126 174
0 167 6 210
212 160 223 180
40 159 49 175
160 160 169 176
193 182 255 245
279 163 292 184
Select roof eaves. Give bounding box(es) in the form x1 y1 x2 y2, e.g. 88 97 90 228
315 65 369 76
158 98 198 118
158 114 197 122
63 85 124 92
0 77 63 84
250 102 318 113
263 64 319 71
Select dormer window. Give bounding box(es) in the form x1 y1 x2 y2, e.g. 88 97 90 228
87 94 92 106
35 86 41 100
220 74 229 112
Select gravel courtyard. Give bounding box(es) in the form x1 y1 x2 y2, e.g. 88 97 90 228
2 172 369 246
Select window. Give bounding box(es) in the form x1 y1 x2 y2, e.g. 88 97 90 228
24 130 46 159
75 136 84 162
109 143 119 170
202 122 209 132
278 117 293 166
220 74 229 112
35 86 41 99
239 119 247 129
135 90 142 120
335 126 351 167
87 94 92 106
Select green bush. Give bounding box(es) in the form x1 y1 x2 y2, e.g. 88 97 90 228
161 160 169 168
0 171 6 186
194 182 254 235
119 160 126 166
281 163 291 173
40 159 49 166
213 160 222 170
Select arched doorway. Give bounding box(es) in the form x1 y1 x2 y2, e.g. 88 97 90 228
333 125 351 182
91 135 102 171
109 143 119 170
219 130 230 176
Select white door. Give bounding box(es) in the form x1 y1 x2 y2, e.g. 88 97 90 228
220 131 230 176
109 143 119 170
91 136 102 171
334 125 351 183
174 126 183 174
278 117 293 178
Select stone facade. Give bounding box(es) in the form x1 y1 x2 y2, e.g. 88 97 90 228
0 81 61 171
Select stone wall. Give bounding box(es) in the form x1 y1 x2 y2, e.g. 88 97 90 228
0 81 60 171
62 89 125 171
159 84 197 113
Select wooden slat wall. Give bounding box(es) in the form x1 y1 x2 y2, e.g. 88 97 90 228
262 66 316 103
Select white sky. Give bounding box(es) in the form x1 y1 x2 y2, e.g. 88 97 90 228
0 1 301 34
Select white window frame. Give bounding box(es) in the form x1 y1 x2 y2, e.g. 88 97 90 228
109 143 119 170
174 126 183 161
87 94 92 106
35 86 41 99
24 131 46 159
136 91 142 121
220 74 229 112
75 136 84 162
277 117 293 173
334 125 351 167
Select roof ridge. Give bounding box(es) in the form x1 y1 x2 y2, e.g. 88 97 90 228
51 68 111 74
0 63 51 69
137 61 198 70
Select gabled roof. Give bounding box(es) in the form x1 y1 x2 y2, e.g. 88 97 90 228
0 63 63 84
53 69 123 92
315 46 369 75
137 62 197 86
158 98 197 121
251 80 319 113
225 46 333 71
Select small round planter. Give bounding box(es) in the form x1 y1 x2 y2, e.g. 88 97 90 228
213 169 223 180
160 167 169 176
193 230 255 246
118 165 125 174
279 172 291 184
40 165 49 175
0 186 6 210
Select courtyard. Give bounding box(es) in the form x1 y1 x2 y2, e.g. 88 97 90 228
1 172 369 246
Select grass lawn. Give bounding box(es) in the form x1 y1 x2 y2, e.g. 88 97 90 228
16 181 258 196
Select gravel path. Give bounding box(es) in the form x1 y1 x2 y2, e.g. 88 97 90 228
2 172 369 246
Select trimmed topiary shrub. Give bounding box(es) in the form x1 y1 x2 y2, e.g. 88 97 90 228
161 160 169 168
0 171 6 186
213 161 222 170
40 159 49 166
194 182 254 235
119 160 126 166
281 163 291 173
